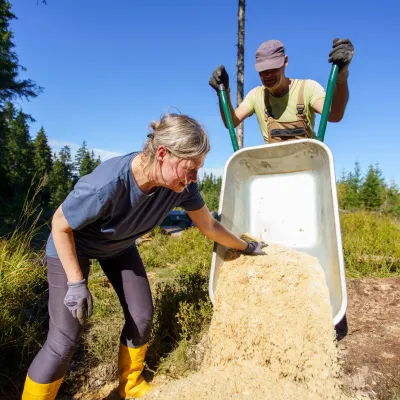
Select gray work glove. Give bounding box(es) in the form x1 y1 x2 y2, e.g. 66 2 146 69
209 65 230 93
64 279 93 326
328 38 354 71
242 241 267 255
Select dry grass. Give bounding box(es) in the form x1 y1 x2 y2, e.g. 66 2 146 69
0 236 47 397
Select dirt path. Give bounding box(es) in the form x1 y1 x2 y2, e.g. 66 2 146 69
339 277 400 399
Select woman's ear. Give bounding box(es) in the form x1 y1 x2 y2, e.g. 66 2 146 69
156 145 168 162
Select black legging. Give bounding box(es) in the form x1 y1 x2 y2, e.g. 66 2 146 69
27 246 154 384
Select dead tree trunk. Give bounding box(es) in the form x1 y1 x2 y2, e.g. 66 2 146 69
236 0 245 148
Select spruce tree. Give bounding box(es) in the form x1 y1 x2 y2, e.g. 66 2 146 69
49 146 73 208
33 126 53 206
76 147 101 178
79 150 94 177
75 140 88 175
360 164 385 210
5 110 34 188
0 0 40 109
345 161 363 208
33 126 52 178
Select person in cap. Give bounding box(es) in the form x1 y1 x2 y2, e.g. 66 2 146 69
209 38 355 143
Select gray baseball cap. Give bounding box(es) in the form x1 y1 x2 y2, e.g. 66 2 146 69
255 40 285 72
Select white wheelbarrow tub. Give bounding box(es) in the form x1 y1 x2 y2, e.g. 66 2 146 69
209 139 347 326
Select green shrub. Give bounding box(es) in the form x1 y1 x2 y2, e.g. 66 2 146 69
145 228 213 376
177 299 213 341
341 211 400 277
139 227 212 274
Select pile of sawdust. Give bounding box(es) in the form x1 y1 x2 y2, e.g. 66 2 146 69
144 244 354 399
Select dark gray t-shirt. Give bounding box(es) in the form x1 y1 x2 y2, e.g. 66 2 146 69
46 152 205 259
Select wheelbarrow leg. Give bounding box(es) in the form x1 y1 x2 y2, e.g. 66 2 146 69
335 313 348 341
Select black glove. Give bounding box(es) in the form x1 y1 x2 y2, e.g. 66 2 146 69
209 65 229 93
328 38 354 71
242 241 267 255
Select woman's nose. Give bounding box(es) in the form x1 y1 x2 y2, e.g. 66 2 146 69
189 171 198 183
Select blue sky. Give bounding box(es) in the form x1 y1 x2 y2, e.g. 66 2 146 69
10 0 400 183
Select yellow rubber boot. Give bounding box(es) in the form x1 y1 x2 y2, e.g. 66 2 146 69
21 375 63 400
118 343 151 399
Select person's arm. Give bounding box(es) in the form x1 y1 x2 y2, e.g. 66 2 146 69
188 205 247 250
217 91 252 128
329 68 350 122
312 38 354 123
51 179 105 325
209 65 252 128
187 205 265 255
312 72 349 123
52 205 93 325
52 205 83 283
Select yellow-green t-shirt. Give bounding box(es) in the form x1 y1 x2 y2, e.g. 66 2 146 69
240 79 326 143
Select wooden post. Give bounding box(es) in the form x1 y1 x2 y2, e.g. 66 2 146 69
236 0 245 148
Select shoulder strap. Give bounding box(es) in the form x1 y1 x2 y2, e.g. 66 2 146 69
296 80 306 118
264 88 273 118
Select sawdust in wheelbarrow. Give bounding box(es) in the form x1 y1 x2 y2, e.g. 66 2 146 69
144 243 358 400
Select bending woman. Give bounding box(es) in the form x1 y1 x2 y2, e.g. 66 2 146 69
22 113 263 400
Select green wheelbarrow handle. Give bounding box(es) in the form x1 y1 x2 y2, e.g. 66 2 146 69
219 84 239 152
317 64 339 142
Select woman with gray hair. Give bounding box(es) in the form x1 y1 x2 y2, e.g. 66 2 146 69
22 113 264 400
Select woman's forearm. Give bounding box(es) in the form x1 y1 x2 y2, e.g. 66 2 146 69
206 220 248 250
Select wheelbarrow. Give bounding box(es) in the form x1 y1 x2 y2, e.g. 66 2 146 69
209 65 347 326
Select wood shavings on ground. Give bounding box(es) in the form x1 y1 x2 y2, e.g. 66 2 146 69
144 244 365 400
